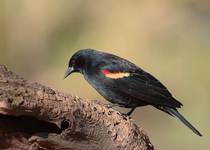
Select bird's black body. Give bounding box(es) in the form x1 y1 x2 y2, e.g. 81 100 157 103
64 49 202 136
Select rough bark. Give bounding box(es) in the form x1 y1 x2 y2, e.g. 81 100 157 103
0 64 154 150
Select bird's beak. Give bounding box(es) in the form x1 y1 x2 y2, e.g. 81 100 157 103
64 67 74 79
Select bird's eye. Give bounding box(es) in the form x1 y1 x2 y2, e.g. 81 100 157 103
69 59 75 67
71 59 76 65
70 56 85 68
76 58 85 68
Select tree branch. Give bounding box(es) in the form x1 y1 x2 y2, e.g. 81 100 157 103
0 64 154 150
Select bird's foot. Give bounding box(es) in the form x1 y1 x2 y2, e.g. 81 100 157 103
121 113 132 120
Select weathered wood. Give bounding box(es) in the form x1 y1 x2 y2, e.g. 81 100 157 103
0 65 154 150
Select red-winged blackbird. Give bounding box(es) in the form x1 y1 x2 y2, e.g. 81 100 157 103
64 49 202 136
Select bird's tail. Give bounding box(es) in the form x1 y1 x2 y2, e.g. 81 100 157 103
164 107 202 136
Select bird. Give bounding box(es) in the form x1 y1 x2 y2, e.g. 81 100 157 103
64 49 202 136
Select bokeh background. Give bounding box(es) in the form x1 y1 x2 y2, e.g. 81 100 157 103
0 0 209 149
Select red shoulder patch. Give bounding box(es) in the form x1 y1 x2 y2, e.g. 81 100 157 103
101 69 111 75
101 69 130 79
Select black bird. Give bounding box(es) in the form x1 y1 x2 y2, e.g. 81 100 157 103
64 49 202 136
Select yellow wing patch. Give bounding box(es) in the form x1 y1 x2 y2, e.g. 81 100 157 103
102 70 130 79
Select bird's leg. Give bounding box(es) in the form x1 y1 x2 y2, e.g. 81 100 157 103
125 107 136 116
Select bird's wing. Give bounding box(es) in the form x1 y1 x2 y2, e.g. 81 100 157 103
100 58 182 108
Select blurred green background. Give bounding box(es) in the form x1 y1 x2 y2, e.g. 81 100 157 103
0 0 209 149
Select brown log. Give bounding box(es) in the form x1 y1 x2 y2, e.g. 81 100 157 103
0 64 154 150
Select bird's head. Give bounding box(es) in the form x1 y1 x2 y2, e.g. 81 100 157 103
64 49 99 79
